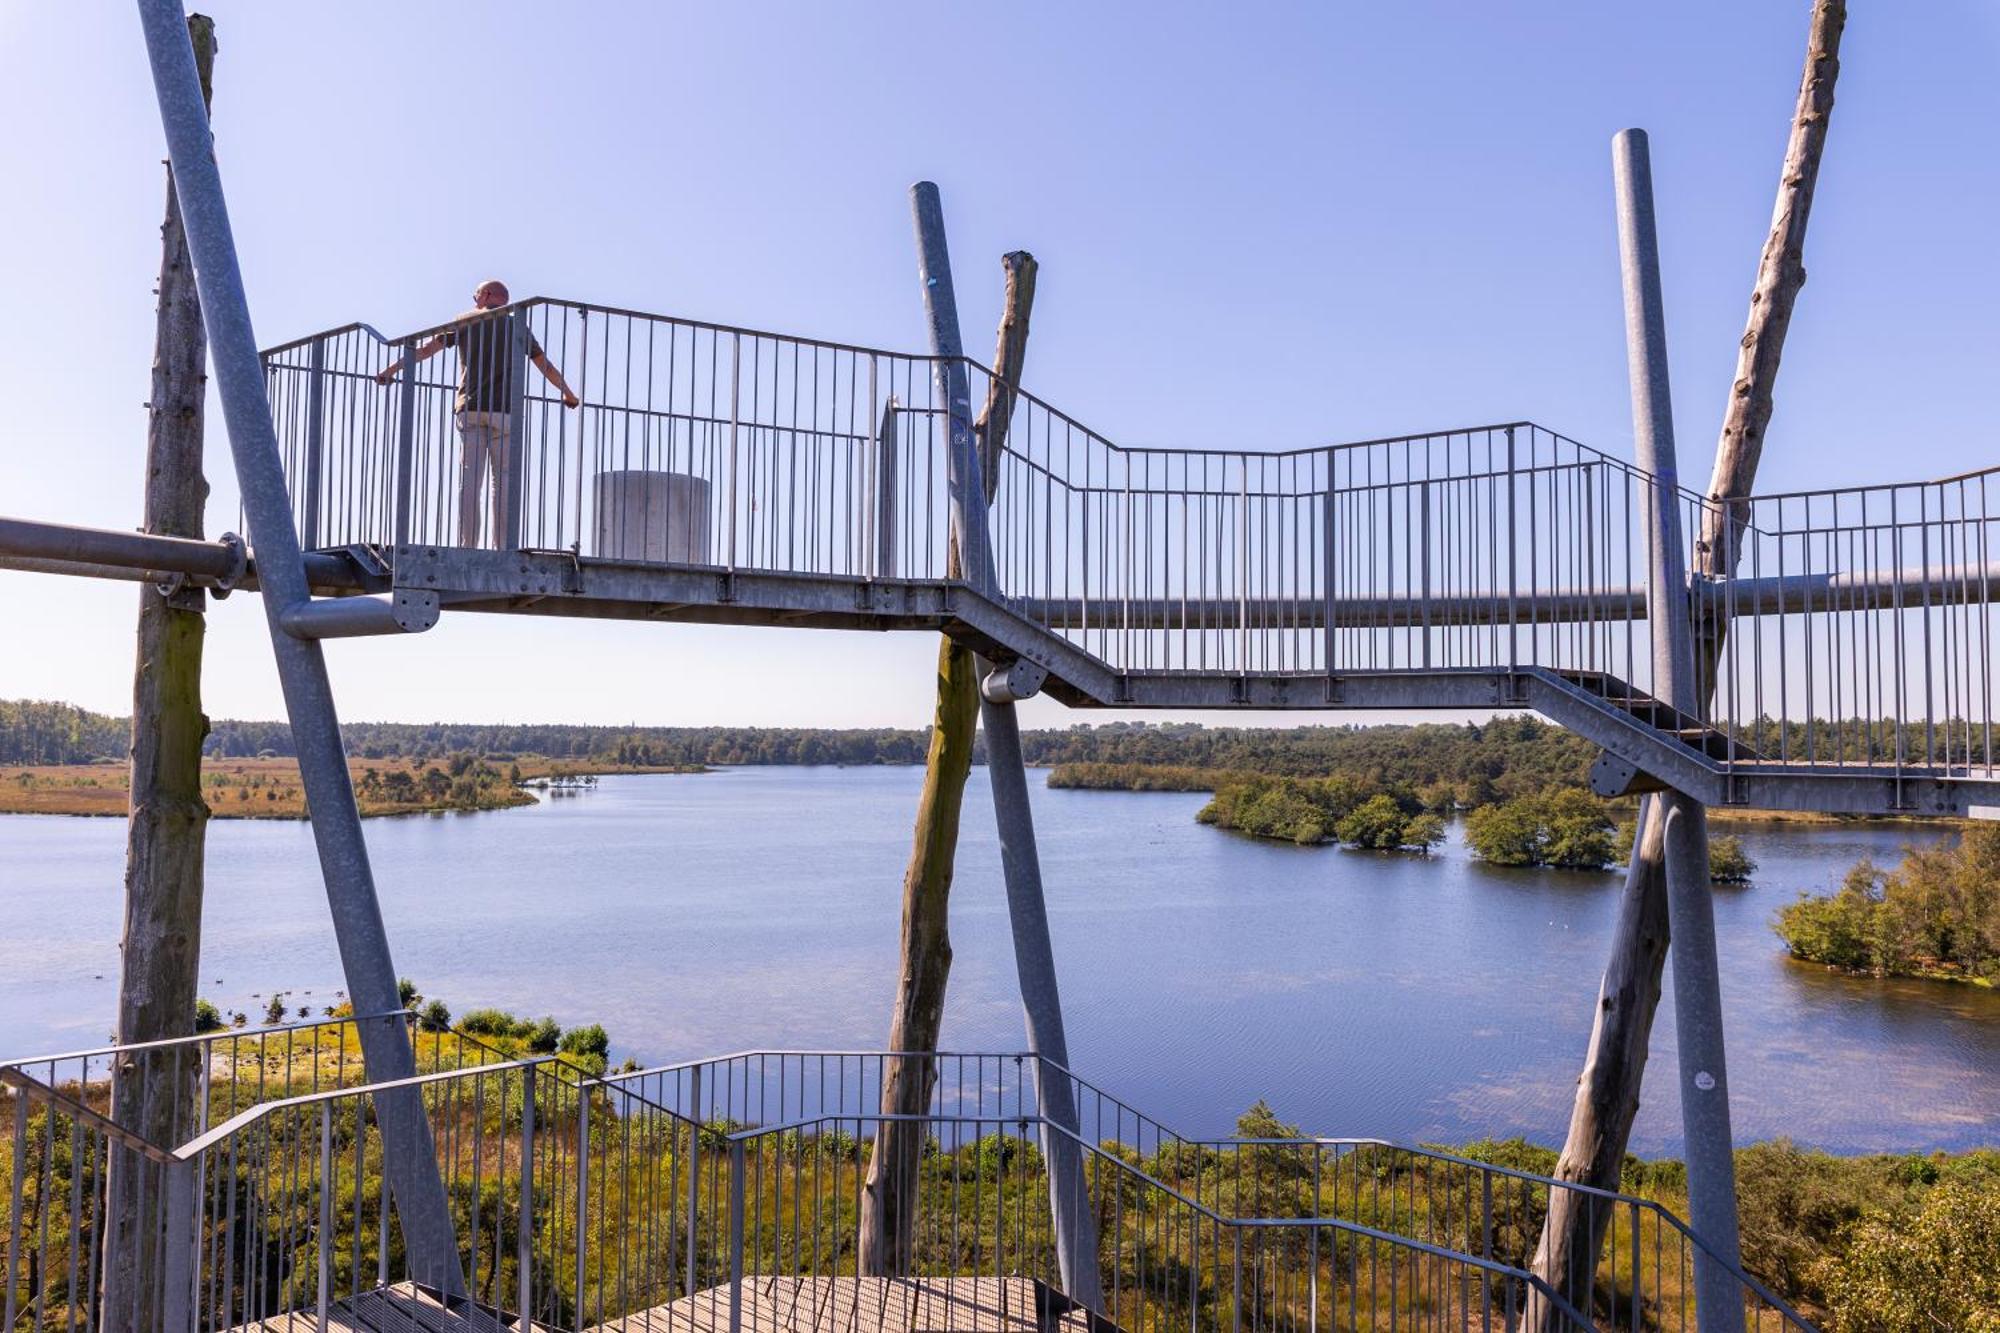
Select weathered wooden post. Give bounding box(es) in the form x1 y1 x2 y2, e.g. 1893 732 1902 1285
105 17 214 1328
1532 6 1844 1320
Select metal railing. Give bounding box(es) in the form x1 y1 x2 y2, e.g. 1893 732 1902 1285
0 1013 549 1332
260 297 1998 782
5 1032 1817 1331
1701 470 2000 779
261 303 955 582
594 1050 1816 1332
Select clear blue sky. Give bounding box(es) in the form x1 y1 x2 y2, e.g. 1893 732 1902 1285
2 2 1995 729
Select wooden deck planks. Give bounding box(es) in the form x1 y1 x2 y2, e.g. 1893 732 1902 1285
586 1276 1095 1333
233 1275 1098 1333
231 1282 523 1332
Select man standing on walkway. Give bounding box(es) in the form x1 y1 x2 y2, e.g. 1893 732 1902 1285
377 280 580 547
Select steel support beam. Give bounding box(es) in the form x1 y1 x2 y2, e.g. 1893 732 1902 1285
133 0 466 1299
279 590 440 640
979 680 1104 1309
1613 127 1743 1333
0 516 244 588
909 182 996 593
907 179 1099 1306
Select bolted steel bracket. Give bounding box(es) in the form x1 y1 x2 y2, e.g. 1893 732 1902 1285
210 531 247 598
981 658 1049 704
155 578 206 613
1589 747 1667 799
280 589 441 640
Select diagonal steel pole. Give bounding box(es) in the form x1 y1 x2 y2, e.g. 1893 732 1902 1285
132 0 466 1300
1611 128 1744 1333
910 182 1103 1309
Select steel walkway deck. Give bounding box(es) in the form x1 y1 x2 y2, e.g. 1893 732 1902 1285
255 296 2000 817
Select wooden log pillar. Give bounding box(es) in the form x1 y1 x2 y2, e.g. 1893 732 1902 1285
104 16 215 1329
1531 7 1844 1323
861 250 1038 1276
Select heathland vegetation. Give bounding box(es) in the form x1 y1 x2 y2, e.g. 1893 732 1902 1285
6 998 1985 1331
0 698 706 818
0 753 667 819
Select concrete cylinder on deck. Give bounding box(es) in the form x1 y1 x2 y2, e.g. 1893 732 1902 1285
592 470 713 565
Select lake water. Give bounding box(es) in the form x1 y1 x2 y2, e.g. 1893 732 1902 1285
1 768 1994 1155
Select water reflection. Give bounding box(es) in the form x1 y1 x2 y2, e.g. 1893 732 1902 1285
0 772 1993 1154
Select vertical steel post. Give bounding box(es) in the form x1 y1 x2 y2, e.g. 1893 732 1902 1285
1506 427 1520 672
316 1104 333 1330
726 335 741 573
876 397 900 579
574 1085 590 1323
1611 127 1744 1333
1419 480 1433 668
909 182 995 592
517 1071 535 1323
727 1140 746 1333
393 345 417 548
161 1157 194 1333
505 308 531 550
1320 454 1336 678
133 0 466 1299
684 1065 702 1301
301 337 325 550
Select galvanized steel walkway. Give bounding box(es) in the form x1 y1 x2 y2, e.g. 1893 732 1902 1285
258 298 2000 818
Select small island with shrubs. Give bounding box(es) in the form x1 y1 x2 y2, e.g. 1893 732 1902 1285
1774 826 2000 986
1195 775 1444 852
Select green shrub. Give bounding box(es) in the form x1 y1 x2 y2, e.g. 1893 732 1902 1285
1775 829 2000 981
1465 789 1615 869
1336 794 1410 849
1709 834 1758 883
527 1016 562 1054
1198 773 1386 845
193 998 223 1033
1820 1180 2000 1331
1403 812 1448 853
557 1023 611 1074
418 999 451 1033
1464 800 1541 865
459 1007 528 1039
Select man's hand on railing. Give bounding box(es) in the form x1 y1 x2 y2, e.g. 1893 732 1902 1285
374 334 448 387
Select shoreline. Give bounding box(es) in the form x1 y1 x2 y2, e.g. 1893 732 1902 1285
0 756 708 821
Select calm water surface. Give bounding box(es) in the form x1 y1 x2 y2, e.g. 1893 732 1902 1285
1 768 1993 1154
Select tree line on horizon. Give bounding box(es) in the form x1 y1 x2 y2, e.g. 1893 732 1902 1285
1 696 1597 782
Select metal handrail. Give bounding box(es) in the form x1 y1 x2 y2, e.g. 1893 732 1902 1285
171 1054 556 1158
0 1066 180 1165
0 1007 414 1072
721 1108 1603 1329
262 300 1675 491
267 297 2000 514
615 1047 1814 1328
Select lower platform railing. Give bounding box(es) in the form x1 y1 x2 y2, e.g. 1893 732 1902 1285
3 1033 1816 1331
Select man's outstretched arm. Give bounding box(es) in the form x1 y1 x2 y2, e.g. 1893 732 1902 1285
531 350 581 408
374 336 448 385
